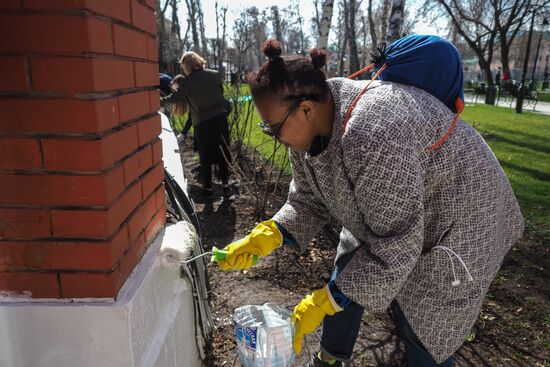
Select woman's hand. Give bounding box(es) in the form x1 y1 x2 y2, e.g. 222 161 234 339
291 285 342 354
217 220 282 270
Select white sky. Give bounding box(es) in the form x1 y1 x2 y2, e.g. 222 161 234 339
178 0 447 43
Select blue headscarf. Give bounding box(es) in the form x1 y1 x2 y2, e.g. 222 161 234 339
374 35 464 113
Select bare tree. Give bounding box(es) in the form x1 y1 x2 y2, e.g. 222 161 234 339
156 0 171 71
367 0 378 55
380 0 392 45
347 0 361 73
170 0 181 40
429 1 498 90
367 0 392 55
316 0 335 49
184 0 201 52
339 0 350 75
492 0 540 77
215 2 228 72
387 0 405 42
271 6 283 45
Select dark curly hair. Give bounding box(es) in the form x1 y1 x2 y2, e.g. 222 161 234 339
247 39 329 104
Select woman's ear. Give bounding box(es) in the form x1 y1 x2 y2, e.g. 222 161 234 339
300 101 316 120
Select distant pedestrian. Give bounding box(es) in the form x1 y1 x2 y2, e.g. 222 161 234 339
161 52 231 196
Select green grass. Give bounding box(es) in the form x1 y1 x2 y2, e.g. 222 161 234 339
461 104 550 241
229 107 291 174
538 91 550 103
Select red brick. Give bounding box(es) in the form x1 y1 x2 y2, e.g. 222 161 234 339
87 16 114 53
51 210 111 239
149 89 160 112
23 0 88 10
141 163 163 199
155 183 165 211
0 57 28 92
151 139 163 163
60 270 119 298
0 0 20 10
23 0 130 23
114 24 147 59
137 115 161 145
0 208 51 240
0 138 41 170
144 0 156 9
0 98 118 134
0 272 60 298
144 206 165 243
0 227 129 271
42 125 138 171
51 182 141 238
111 0 132 23
118 91 150 122
123 146 152 186
0 167 124 206
146 37 158 62
135 61 158 87
32 57 133 93
131 0 156 35
119 232 146 283
0 14 112 55
128 192 156 242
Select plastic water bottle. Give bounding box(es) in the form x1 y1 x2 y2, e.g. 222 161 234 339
233 303 295 367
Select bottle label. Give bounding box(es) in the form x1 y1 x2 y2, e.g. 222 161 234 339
234 321 257 351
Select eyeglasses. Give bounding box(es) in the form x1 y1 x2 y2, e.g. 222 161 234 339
258 99 302 140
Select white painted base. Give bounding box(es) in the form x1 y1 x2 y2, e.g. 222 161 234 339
0 224 202 367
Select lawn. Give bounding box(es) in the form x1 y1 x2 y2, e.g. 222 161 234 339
461 104 550 240
237 99 549 240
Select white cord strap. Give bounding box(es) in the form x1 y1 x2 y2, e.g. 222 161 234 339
432 227 474 286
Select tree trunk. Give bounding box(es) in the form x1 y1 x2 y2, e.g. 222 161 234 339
197 0 208 59
156 0 170 72
347 0 360 73
271 6 283 45
380 0 392 45
339 0 350 75
185 0 200 52
387 0 404 43
367 0 378 55
318 0 334 49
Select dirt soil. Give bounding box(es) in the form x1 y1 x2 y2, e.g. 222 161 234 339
178 138 549 367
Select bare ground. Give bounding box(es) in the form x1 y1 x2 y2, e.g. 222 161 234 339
178 138 549 367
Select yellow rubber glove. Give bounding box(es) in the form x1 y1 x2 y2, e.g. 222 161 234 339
291 285 343 354
218 219 283 270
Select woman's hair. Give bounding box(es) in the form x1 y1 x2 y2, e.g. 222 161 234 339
247 39 329 104
179 51 206 74
171 74 185 90
169 74 188 116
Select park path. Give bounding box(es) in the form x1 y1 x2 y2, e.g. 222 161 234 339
464 95 550 115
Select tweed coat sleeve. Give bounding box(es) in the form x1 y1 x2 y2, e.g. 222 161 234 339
334 102 425 311
272 151 331 252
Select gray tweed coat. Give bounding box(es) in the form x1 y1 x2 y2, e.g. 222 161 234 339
272 78 524 362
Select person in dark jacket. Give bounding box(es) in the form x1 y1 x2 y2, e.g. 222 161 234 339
161 52 231 196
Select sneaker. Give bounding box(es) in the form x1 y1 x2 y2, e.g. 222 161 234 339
305 352 343 367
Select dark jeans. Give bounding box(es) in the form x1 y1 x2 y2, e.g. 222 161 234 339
202 160 229 189
194 114 230 190
320 249 454 366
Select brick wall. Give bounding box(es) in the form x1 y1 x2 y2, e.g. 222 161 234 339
0 0 165 298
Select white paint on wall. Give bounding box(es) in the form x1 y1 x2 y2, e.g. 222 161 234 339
0 224 202 367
